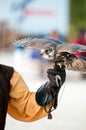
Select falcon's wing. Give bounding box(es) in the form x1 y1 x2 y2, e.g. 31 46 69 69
57 44 86 53
11 37 86 53
11 37 61 50
64 57 86 72
11 37 36 48
56 52 86 72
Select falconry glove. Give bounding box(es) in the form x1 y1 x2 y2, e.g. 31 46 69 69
35 63 66 119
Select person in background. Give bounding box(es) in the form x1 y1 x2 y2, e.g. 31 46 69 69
49 30 66 44
0 63 66 130
71 29 86 59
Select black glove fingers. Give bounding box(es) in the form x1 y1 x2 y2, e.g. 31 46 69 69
47 74 56 83
54 64 65 71
60 71 66 83
47 69 60 76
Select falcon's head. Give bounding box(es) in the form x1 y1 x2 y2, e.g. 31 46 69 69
40 46 55 61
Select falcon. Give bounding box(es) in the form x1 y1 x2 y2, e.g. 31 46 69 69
11 37 86 72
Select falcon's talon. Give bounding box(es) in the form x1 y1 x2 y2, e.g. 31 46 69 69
57 63 62 68
55 75 61 87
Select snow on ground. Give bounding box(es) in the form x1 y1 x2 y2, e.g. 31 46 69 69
0 50 86 130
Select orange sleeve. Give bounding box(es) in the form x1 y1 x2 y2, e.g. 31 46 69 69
8 70 48 122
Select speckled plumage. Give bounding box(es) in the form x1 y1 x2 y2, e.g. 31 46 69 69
11 37 86 72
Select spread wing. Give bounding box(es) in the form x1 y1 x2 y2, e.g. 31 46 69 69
57 44 86 53
56 44 86 72
11 37 86 52
58 52 86 72
11 37 61 50
65 58 86 72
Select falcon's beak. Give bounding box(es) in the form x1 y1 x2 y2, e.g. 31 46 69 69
40 49 49 60
41 49 45 56
40 49 53 60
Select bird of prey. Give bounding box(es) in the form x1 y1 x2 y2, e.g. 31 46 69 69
11 37 86 72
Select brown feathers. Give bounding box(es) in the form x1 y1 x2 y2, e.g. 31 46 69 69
11 37 86 72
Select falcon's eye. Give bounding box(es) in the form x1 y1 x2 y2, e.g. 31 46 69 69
45 48 53 54
45 49 49 54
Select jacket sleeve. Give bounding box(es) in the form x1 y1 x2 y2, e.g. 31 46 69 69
7 70 48 122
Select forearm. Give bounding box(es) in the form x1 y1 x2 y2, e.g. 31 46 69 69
8 70 48 122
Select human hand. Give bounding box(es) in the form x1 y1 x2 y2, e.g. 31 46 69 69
47 63 66 96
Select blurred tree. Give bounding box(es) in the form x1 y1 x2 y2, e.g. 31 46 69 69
69 0 86 39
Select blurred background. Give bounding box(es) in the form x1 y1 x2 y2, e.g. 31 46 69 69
0 0 86 130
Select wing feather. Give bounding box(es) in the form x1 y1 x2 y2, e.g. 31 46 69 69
65 58 86 72
11 37 61 50
57 44 86 53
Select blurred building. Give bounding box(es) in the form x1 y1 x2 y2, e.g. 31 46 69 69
0 21 19 50
0 0 70 36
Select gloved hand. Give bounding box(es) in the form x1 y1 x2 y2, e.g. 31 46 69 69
36 64 66 119
47 64 66 97
35 63 66 118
